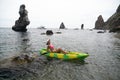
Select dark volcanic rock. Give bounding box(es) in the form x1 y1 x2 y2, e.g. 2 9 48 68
12 4 30 32
46 30 53 35
59 22 66 29
105 5 120 32
95 15 105 30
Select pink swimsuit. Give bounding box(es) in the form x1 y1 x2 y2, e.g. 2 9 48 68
49 44 54 50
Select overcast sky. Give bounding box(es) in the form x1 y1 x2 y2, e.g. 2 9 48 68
0 0 119 29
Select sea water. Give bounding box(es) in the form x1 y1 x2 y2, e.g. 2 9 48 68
0 28 120 80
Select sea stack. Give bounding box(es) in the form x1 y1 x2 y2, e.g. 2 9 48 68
81 24 84 29
95 15 105 30
105 4 120 32
59 22 66 29
12 4 30 32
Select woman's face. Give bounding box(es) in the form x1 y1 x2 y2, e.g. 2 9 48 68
46 40 50 45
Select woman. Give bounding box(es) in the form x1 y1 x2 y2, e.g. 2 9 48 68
46 39 67 54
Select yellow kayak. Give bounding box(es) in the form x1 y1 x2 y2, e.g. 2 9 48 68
40 48 89 60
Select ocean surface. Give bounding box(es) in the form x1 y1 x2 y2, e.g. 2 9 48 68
0 28 120 80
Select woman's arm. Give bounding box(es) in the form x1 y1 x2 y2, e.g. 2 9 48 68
47 45 54 52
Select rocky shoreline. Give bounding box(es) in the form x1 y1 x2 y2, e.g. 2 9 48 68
95 4 120 32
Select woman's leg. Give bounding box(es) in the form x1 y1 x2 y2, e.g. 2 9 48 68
56 48 67 54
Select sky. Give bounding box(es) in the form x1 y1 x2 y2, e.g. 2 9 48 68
0 0 119 29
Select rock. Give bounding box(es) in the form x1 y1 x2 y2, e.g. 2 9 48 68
109 26 120 33
89 29 93 31
37 26 46 29
12 4 30 32
12 54 34 64
95 15 105 30
97 30 106 33
117 4 120 13
105 5 120 32
41 33 46 35
59 22 66 29
46 30 53 35
81 24 84 29
74 28 79 30
22 38 29 41
0 56 48 80
55 31 62 34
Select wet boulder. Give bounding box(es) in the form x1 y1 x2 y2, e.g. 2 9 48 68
46 30 53 35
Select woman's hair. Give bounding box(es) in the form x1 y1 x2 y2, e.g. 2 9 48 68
46 39 50 45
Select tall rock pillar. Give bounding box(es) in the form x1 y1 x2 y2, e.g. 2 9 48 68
95 15 105 30
12 4 30 32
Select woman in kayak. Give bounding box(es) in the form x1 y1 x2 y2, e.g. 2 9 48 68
46 39 67 54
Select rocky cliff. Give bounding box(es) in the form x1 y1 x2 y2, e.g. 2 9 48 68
105 5 120 32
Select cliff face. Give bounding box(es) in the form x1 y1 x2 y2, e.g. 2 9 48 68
105 5 120 32
95 15 105 29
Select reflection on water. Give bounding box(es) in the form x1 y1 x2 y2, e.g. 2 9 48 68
0 28 120 80
16 32 32 54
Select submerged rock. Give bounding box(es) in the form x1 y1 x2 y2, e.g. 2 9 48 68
41 33 46 35
55 31 62 34
74 28 79 30
0 54 48 80
12 4 30 32
37 26 46 29
97 30 106 33
12 54 34 64
0 61 46 80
